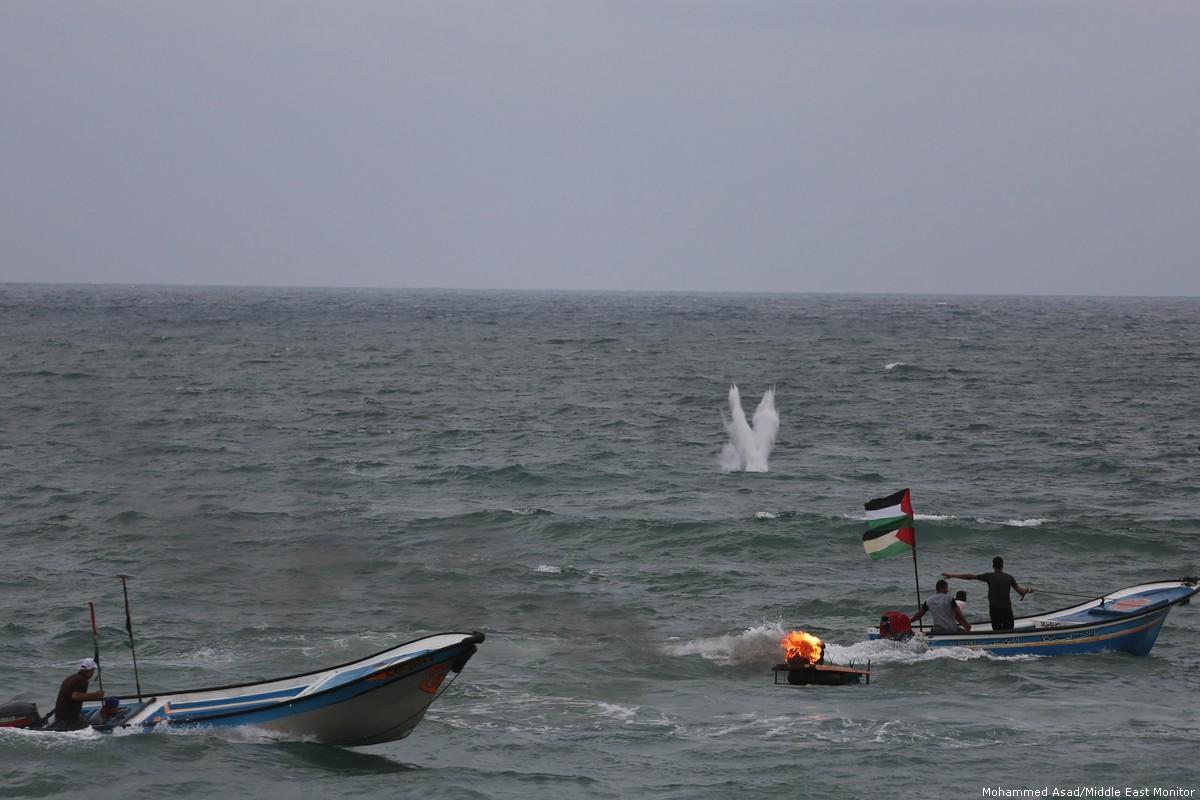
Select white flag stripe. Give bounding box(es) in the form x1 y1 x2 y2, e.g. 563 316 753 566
865 503 905 521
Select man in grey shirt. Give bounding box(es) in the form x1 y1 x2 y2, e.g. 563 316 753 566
909 579 971 635
944 556 1033 631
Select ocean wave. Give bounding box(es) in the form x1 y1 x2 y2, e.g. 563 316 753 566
106 510 150 524
700 712 1009 747
431 687 676 736
427 463 552 486
841 511 958 522
406 508 557 529
840 511 1045 529
531 564 607 579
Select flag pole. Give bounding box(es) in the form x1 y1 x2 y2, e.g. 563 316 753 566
119 574 143 702
906 487 922 629
911 536 923 619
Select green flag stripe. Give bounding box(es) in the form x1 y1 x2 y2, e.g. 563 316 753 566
865 513 912 532
867 540 912 559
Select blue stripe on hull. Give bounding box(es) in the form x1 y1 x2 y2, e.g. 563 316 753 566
166 685 307 712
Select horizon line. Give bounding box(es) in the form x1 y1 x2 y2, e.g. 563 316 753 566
1 280 1198 301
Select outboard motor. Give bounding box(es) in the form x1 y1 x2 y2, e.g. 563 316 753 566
878 611 913 640
0 701 41 729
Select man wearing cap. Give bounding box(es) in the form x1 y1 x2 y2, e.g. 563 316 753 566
49 658 106 730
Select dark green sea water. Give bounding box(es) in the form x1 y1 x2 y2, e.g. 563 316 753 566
2 285 1198 798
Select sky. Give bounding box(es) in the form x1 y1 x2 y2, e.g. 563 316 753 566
2 1 1198 295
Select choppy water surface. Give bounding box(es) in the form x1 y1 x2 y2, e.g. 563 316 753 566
2 286 1198 798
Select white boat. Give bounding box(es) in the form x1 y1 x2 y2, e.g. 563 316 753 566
4 631 484 746
870 578 1197 656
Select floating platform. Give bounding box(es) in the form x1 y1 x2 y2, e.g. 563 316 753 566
772 661 870 686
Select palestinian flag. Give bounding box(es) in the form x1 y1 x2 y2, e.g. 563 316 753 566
862 488 915 560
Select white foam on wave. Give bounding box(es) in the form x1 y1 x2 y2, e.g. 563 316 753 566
884 362 906 370
532 564 607 578
595 702 639 722
149 643 250 667
753 511 795 520
700 712 1001 747
211 724 320 745
719 385 778 473
432 688 674 734
842 511 958 522
0 726 103 749
827 637 1039 664
969 516 1050 528
846 511 1047 528
662 622 787 666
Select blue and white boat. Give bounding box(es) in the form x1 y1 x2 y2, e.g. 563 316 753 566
7 631 484 746
869 578 1198 656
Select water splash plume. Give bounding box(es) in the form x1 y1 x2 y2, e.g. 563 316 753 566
719 385 778 472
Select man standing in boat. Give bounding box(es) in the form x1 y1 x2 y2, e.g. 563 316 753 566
908 579 971 635
944 556 1033 631
48 658 106 730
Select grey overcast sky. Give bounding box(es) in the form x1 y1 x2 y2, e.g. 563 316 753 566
2 2 1198 295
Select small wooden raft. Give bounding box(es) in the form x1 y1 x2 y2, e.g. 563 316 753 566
772 660 870 686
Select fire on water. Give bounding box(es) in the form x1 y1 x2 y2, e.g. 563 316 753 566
780 630 824 666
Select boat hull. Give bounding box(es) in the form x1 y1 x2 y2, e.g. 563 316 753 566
252 654 459 745
909 606 1170 656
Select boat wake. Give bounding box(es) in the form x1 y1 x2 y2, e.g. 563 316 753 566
719 385 778 473
824 638 1037 665
0 726 104 748
663 622 1039 666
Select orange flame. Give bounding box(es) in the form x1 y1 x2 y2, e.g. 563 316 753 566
780 630 823 665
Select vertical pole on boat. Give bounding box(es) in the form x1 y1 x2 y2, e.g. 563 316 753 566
88 601 103 692
911 535 923 628
119 574 143 702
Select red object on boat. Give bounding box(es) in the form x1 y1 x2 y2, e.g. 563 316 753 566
878 611 912 638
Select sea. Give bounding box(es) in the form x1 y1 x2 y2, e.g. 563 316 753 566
1 285 1198 799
